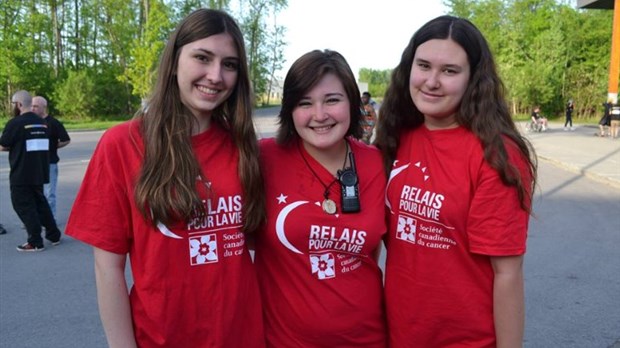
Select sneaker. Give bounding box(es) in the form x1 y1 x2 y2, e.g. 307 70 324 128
0 225 7 235
16 242 45 252
564 127 568 131
49 238 61 246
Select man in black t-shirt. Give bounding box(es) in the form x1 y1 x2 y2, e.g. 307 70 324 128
32 96 71 220
0 90 62 252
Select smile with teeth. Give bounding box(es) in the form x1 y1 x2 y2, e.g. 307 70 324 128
197 85 219 94
310 124 335 132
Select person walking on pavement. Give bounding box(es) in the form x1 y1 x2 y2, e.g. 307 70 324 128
610 102 620 139
32 96 71 220
0 90 62 252
564 99 575 131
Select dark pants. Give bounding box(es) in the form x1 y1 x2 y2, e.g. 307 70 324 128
10 185 61 247
564 114 573 127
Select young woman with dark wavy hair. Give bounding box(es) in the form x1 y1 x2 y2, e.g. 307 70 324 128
376 15 537 348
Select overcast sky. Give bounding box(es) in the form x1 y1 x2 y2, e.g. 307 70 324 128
275 0 448 78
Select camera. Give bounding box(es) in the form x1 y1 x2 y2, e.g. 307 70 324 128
338 151 360 213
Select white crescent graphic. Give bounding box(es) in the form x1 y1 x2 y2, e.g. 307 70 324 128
276 201 307 254
386 163 410 214
156 221 183 239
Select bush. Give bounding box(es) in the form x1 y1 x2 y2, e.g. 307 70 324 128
54 70 95 120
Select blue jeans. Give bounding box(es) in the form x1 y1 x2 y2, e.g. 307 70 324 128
44 163 58 219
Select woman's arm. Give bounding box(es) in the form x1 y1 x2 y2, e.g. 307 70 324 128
94 247 137 348
490 255 525 348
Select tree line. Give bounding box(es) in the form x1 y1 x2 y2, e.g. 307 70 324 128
1 0 286 120
1 0 614 121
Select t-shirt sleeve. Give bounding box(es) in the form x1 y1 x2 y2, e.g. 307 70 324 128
0 120 16 147
466 140 531 256
65 128 135 254
56 120 70 142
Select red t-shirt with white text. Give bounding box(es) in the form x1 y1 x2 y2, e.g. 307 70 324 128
66 120 264 348
384 125 530 348
255 138 387 347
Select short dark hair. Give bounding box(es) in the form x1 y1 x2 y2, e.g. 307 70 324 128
362 91 371 98
276 49 363 144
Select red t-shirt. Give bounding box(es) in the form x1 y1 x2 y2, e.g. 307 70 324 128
384 125 531 348
255 138 387 347
66 120 265 348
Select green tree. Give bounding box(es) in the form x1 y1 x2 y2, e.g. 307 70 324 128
121 0 172 101
446 0 613 119
54 69 95 119
359 68 391 100
264 9 286 105
238 0 287 103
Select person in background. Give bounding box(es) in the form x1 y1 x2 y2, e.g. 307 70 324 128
564 99 575 131
0 90 62 251
361 91 378 144
610 101 620 139
32 96 71 221
530 106 548 131
254 49 387 347
64 9 265 347
597 99 612 137
375 15 537 347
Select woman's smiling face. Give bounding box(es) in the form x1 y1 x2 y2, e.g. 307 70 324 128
409 38 471 130
176 33 239 121
292 73 351 157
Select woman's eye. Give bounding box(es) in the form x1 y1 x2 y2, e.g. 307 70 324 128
223 61 238 70
297 101 312 107
195 55 209 63
326 98 340 104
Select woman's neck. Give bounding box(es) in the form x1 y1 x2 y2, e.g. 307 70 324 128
192 113 212 135
424 114 459 130
302 139 349 176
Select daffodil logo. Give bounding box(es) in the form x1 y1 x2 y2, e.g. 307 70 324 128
190 234 218 265
396 215 417 244
310 253 335 280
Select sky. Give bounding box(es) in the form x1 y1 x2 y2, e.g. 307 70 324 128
274 0 448 79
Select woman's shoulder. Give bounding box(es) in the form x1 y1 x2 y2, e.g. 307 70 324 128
258 137 276 148
259 137 290 163
349 138 384 168
349 138 381 156
99 119 142 148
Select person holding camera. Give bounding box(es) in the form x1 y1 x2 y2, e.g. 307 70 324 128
253 49 387 347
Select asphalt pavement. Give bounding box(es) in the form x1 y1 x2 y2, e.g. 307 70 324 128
518 121 620 189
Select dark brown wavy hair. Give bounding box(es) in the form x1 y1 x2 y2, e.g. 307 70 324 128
375 15 537 212
134 9 264 233
276 49 363 144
